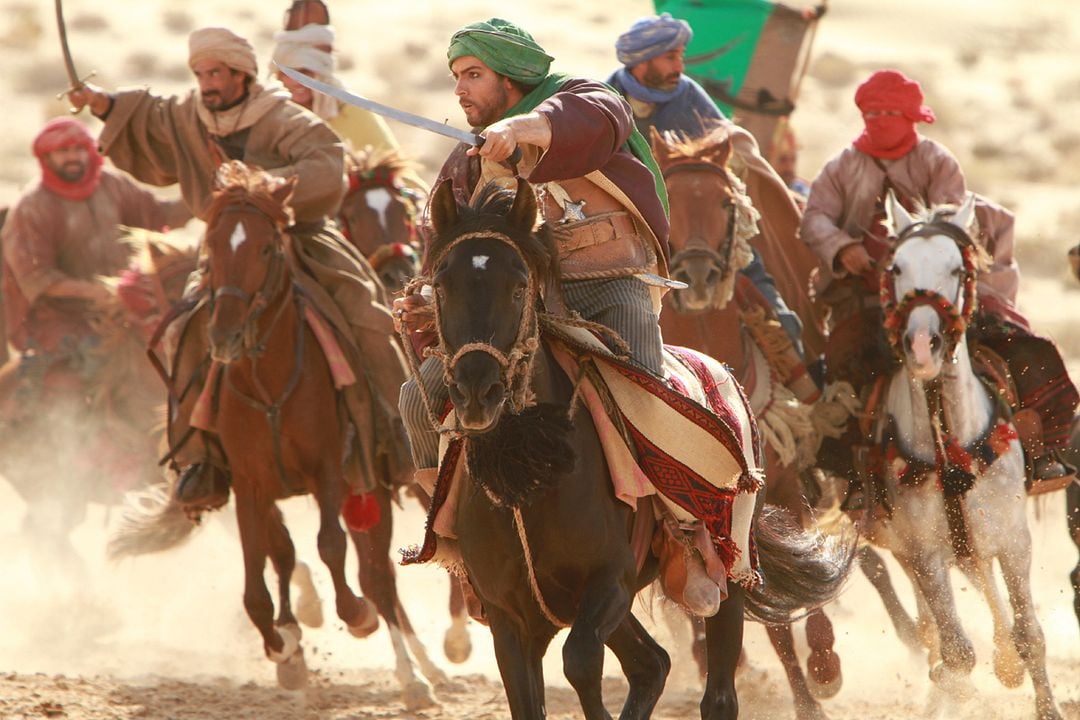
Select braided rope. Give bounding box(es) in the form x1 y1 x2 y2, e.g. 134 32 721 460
513 506 569 628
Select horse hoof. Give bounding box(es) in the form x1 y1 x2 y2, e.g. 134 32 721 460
267 624 302 664
992 644 1025 689
402 679 438 711
443 624 472 664
806 650 842 699
275 646 308 690
347 597 380 638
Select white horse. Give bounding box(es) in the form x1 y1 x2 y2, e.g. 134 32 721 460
867 192 1061 719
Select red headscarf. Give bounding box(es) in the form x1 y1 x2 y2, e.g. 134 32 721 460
32 118 104 201
852 70 936 160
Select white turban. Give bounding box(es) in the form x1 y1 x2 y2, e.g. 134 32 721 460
271 24 340 120
188 27 258 78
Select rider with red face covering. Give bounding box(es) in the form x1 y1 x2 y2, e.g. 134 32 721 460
802 69 1078 502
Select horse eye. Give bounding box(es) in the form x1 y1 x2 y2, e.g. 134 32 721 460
951 267 964 278
512 285 526 301
888 265 901 276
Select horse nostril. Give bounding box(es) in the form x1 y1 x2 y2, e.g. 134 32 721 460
930 334 942 351
481 381 505 407
903 333 914 353
447 381 466 407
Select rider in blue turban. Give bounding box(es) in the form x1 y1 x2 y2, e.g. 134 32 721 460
615 12 693 67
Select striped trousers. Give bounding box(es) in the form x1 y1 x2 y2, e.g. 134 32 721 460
399 276 664 469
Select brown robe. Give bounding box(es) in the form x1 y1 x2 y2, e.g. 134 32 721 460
2 169 182 352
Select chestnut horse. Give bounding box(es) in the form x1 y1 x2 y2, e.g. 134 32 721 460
339 148 423 294
653 127 921 720
110 164 443 707
416 177 851 720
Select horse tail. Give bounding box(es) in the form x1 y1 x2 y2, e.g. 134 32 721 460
743 504 856 625
107 482 200 559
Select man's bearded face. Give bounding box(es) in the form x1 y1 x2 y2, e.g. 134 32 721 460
44 145 90 183
192 59 248 111
451 55 513 128
639 48 685 92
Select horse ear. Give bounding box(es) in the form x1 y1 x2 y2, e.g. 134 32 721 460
649 126 671 165
949 192 977 233
272 175 298 208
885 190 915 236
707 137 733 167
508 177 538 233
429 179 459 236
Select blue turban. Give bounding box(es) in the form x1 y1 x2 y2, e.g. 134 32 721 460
615 13 692 67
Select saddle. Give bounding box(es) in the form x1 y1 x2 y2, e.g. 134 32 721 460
403 323 764 592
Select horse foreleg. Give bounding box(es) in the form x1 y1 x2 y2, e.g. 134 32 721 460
350 486 437 711
234 486 301 680
958 556 1023 688
998 537 1063 720
905 553 975 695
605 611 669 720
312 471 375 637
266 504 299 630
700 584 744 720
765 623 827 720
487 605 548 720
563 572 633 720
857 544 920 651
444 575 473 663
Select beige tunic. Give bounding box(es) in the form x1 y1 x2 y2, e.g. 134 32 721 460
99 87 346 222
801 137 1018 306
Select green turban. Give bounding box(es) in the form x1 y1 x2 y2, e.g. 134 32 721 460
447 18 554 85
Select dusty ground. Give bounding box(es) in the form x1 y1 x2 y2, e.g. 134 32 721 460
0 0 1078 718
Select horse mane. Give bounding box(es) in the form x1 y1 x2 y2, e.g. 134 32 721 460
428 181 559 293
207 160 294 227
658 121 734 162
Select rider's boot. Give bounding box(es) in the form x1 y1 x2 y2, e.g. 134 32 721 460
175 453 231 509
653 516 725 618
1016 409 1077 494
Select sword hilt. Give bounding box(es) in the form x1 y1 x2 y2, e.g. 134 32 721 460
56 70 98 113
474 133 523 174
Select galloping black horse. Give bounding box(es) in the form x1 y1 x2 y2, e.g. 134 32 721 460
420 177 853 720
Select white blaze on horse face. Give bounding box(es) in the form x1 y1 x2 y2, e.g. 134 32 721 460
228 221 247 253
364 187 393 231
472 254 490 270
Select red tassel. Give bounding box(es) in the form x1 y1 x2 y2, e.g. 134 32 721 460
342 492 381 532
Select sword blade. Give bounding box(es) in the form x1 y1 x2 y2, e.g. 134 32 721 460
277 65 480 147
54 0 80 88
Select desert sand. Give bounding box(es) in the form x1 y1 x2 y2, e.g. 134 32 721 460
0 1 1078 719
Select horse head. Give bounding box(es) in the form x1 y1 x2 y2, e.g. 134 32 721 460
204 161 296 364
339 147 423 259
427 177 557 433
882 191 979 381
652 125 756 312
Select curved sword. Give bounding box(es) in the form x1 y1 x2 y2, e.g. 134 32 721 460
54 0 94 112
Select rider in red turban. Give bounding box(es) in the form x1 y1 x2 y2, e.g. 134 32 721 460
32 118 104 201
852 70 936 160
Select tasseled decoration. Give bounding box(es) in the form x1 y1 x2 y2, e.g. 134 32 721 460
342 491 381 532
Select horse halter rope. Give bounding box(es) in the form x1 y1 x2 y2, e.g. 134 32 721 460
208 204 292 359
425 231 541 419
663 160 740 281
879 220 979 363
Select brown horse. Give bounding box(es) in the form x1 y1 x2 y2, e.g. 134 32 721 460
338 147 423 293
415 177 852 720
653 127 919 720
1061 416 1080 633
110 164 443 707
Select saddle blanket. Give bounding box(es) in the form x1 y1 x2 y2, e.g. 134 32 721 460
402 325 763 586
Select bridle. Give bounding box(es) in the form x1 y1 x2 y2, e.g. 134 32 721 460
424 230 541 416
207 203 292 358
663 161 739 277
879 220 978 363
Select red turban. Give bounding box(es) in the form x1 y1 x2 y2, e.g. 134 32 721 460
32 117 103 201
854 70 935 123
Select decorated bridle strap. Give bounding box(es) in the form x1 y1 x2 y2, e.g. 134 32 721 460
879 224 978 358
